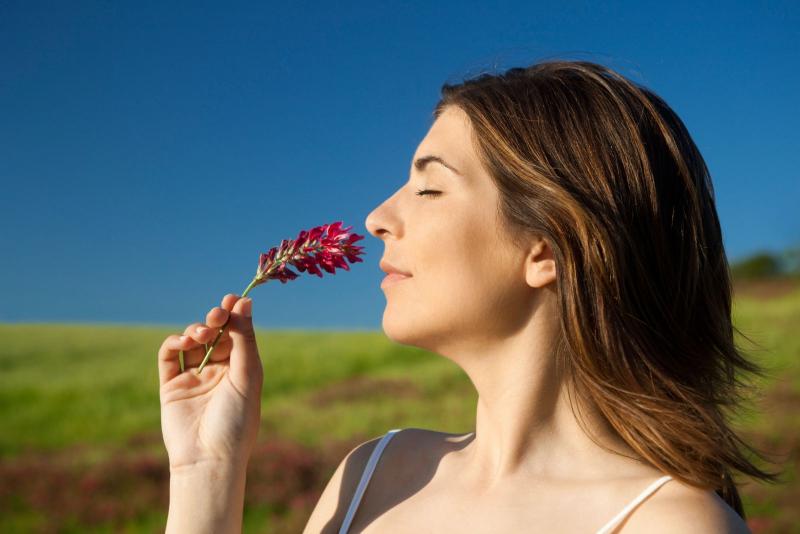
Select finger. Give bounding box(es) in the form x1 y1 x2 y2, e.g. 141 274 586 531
202 294 239 346
179 322 227 368
182 323 218 366
203 310 232 352
180 345 204 369
159 334 193 386
221 293 240 311
184 322 219 345
205 307 230 330
228 296 262 395
180 326 207 369
176 295 243 375
183 336 233 368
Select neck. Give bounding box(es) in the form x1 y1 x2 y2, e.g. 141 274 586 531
444 306 644 490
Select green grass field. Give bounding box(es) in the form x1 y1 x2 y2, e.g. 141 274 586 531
1 281 798 533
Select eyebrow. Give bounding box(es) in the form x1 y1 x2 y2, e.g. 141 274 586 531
413 155 462 176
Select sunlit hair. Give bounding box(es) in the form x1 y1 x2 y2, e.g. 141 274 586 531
433 59 782 518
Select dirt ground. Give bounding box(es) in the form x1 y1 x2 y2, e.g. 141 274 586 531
732 276 800 300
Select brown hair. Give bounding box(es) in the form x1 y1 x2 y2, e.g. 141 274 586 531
433 59 782 517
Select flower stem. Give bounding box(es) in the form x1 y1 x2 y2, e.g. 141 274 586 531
195 278 260 375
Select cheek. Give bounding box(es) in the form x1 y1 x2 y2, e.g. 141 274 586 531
380 219 528 349
423 217 520 310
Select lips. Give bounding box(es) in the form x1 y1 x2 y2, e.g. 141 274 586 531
379 259 412 277
381 272 411 288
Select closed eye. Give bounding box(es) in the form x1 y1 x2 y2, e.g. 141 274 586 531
415 189 442 197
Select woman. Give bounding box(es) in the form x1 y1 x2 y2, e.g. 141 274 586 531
158 60 779 533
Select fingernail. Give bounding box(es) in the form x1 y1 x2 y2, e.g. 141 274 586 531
196 326 208 334
179 335 187 341
243 297 252 317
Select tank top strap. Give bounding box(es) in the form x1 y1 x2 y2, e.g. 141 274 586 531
595 475 673 534
338 428 403 534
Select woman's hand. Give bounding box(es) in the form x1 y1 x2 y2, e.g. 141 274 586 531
158 293 264 473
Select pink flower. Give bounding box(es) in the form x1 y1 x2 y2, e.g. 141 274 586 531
254 221 365 284
195 221 365 374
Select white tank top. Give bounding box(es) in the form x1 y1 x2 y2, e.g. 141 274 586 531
338 429 673 534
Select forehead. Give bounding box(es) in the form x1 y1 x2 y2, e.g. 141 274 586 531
412 106 476 171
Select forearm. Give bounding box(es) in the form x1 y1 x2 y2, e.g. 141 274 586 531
167 462 248 534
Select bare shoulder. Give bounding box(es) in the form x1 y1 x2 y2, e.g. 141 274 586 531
380 426 472 461
302 427 467 534
622 478 751 534
302 433 385 534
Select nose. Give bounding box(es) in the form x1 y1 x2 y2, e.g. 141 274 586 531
365 205 386 239
365 194 401 240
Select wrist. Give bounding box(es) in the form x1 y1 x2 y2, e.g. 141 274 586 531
169 457 248 478
167 460 248 534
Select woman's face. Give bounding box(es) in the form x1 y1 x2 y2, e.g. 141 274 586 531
365 105 539 357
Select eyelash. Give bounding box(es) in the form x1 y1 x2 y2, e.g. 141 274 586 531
415 189 442 197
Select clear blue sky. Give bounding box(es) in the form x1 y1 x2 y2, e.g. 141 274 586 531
2 1 798 329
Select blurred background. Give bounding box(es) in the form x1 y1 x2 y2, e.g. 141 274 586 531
1 1 797 532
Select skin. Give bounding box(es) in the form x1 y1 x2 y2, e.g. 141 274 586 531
159 106 750 533
364 105 649 487
303 105 748 533
159 294 263 533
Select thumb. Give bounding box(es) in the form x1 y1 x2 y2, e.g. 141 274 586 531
228 297 262 392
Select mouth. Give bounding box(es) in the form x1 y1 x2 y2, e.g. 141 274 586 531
381 272 412 288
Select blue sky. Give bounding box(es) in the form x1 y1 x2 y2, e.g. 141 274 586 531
1 1 798 329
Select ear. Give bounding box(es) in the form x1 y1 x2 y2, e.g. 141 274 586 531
525 237 557 288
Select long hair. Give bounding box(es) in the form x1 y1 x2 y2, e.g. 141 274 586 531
433 59 782 517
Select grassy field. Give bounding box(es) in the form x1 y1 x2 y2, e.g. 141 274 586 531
0 280 797 533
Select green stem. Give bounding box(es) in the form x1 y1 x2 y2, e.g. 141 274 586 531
195 278 260 375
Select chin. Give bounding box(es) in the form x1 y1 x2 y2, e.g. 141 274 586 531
381 310 428 345
381 311 415 344
380 311 454 358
